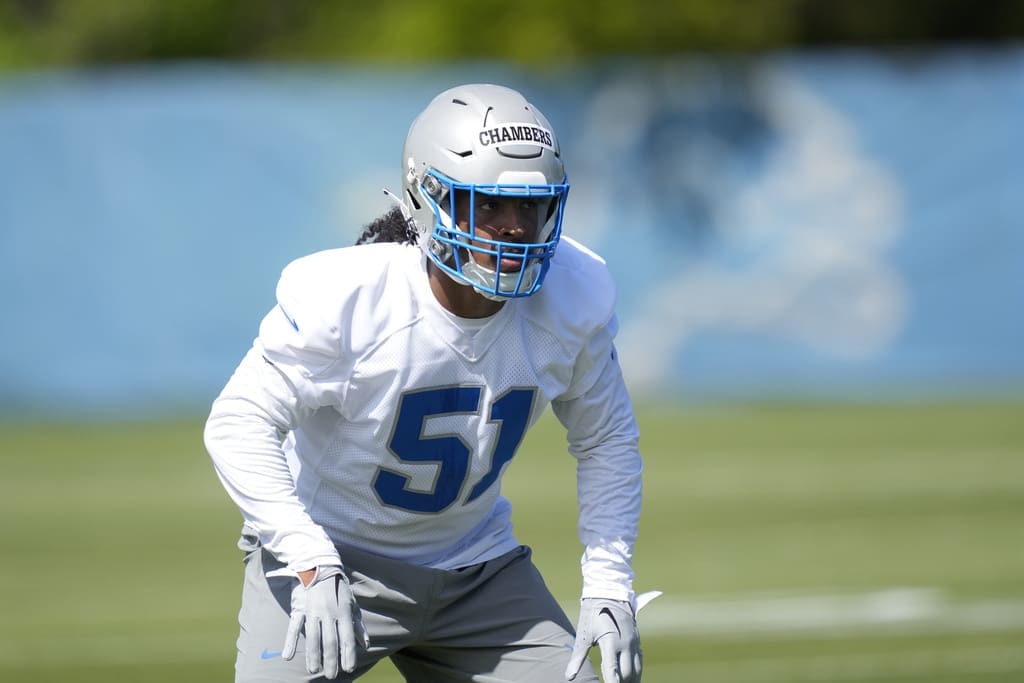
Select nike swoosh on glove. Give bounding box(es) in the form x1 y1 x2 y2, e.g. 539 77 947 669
565 598 642 683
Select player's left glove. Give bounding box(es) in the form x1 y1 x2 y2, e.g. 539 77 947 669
565 598 642 683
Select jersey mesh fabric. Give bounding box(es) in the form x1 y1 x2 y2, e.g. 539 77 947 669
290 295 577 569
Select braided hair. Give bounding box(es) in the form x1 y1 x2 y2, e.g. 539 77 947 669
354 206 419 246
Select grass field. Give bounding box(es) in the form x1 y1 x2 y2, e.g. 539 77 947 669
2 400 1022 682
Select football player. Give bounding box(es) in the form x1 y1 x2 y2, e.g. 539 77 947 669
205 83 647 682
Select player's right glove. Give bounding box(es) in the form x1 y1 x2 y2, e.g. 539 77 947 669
280 565 369 679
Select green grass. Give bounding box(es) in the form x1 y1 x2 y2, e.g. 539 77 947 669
2 400 1022 682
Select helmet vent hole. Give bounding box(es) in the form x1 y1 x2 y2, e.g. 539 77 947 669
405 188 421 211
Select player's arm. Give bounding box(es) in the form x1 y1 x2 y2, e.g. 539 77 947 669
551 319 645 683
204 259 369 677
204 255 351 570
551 336 642 604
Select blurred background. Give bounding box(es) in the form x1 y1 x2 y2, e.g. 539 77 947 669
1 2 1022 682
2 0 1023 414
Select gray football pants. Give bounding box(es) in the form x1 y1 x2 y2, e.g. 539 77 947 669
234 534 599 682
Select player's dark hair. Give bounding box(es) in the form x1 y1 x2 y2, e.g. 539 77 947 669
355 206 419 246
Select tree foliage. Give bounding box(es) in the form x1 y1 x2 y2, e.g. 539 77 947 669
1 0 1022 69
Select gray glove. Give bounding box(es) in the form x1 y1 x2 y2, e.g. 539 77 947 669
281 565 369 679
565 598 642 683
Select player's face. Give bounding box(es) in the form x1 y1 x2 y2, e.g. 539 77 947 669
453 192 551 272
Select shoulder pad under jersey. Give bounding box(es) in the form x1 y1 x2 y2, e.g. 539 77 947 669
268 243 420 367
525 235 618 340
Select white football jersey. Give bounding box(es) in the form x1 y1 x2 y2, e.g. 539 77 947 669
205 237 642 601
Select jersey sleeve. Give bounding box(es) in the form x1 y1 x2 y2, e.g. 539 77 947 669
203 254 354 572
551 320 644 604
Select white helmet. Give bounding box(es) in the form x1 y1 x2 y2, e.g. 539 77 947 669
401 84 570 300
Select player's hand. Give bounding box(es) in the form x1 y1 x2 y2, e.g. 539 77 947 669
565 598 642 683
281 565 369 679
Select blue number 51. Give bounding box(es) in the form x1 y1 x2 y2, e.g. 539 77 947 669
372 386 535 513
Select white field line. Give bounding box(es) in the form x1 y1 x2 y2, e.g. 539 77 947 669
651 645 1024 682
6 588 1024 671
566 587 1024 638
